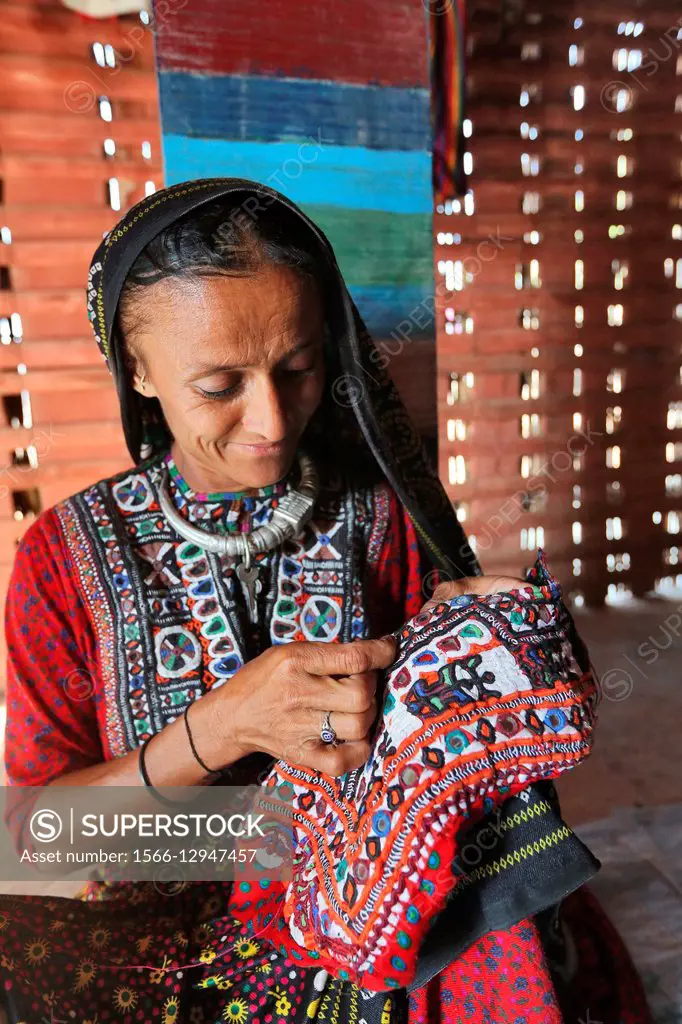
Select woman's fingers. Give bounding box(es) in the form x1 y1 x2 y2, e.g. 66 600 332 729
436 574 526 599
421 574 528 613
275 673 379 770
295 636 397 677
308 705 377 743
304 671 378 714
245 640 395 771
294 739 372 777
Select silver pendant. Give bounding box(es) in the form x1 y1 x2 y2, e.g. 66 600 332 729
236 562 262 625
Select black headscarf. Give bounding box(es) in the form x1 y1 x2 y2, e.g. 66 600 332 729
86 178 598 989
86 176 477 580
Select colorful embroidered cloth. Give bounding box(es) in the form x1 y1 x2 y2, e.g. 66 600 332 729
229 554 597 989
0 467 651 1023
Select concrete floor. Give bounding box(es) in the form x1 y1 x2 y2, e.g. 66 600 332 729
559 597 682 1023
559 595 682 825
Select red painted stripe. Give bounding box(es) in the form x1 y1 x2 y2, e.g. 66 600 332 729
156 0 429 88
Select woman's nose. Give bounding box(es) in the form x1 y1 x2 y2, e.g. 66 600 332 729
242 375 288 441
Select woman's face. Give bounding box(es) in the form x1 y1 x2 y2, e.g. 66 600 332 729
126 263 326 492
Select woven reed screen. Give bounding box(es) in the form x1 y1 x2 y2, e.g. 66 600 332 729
0 0 160 667
437 1 682 606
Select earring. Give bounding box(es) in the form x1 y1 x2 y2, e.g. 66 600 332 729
138 373 147 391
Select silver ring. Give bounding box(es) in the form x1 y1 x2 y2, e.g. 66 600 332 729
320 711 337 746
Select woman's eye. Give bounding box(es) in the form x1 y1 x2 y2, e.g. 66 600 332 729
197 384 240 400
283 365 316 376
196 363 316 399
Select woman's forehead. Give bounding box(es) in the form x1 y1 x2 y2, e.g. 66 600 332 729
126 268 324 369
132 265 319 317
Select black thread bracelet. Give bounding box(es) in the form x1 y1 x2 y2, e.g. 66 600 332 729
184 701 225 779
138 735 188 808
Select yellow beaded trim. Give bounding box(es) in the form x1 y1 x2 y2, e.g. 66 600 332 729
96 181 224 362
459 824 574 888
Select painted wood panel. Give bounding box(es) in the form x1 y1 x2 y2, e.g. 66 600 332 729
154 0 435 344
155 0 430 87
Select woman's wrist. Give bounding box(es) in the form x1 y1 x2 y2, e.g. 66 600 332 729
141 690 250 788
142 712 213 787
186 683 257 768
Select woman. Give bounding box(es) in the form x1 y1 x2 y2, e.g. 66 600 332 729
0 179 650 1023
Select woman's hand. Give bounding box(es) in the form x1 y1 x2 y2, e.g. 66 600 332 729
420 574 527 614
201 637 398 777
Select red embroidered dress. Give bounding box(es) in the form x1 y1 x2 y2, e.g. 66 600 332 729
0 453 651 1024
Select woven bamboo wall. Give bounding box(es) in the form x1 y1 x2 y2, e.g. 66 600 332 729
0 0 161 666
437 1 682 605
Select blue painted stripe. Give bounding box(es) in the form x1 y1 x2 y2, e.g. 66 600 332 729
162 137 433 214
158 72 431 152
349 285 436 337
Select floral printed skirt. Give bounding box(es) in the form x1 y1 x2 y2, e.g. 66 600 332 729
0 882 652 1024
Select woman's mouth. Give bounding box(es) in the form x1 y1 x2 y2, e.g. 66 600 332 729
231 440 288 456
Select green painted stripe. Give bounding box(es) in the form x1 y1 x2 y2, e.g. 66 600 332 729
301 205 433 289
